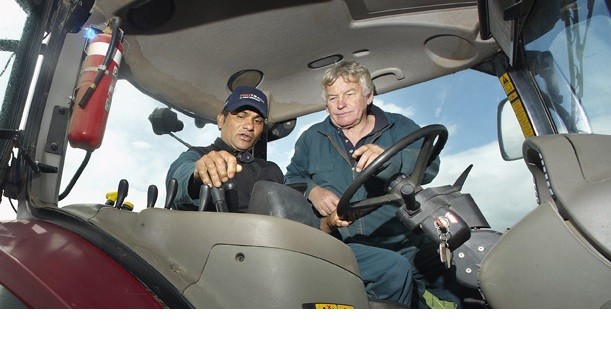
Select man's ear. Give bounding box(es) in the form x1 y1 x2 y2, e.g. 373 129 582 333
217 113 225 129
366 91 374 106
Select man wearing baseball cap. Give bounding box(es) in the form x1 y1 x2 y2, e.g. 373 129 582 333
167 86 283 212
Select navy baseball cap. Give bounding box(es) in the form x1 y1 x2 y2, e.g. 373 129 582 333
223 86 269 119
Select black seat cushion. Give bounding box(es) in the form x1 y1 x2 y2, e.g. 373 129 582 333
247 181 320 229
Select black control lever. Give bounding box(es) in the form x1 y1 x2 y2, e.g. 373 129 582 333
400 183 420 214
115 179 129 209
198 185 210 212
223 182 238 212
147 184 158 208
210 186 228 212
165 178 178 209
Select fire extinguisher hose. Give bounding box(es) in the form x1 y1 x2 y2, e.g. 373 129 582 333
78 16 122 109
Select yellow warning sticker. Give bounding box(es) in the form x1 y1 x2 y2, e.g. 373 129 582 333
499 73 535 138
302 303 355 309
315 303 354 309
510 99 535 138
499 73 515 95
507 91 518 102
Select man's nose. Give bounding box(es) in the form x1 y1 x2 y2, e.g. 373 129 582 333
242 117 255 130
336 95 347 108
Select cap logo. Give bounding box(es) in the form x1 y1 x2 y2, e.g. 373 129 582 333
239 93 264 104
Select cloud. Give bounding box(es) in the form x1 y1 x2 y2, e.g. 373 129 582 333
132 141 152 149
434 86 447 118
376 98 416 118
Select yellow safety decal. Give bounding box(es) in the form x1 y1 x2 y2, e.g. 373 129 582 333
315 303 354 309
499 73 535 138
499 73 515 95
510 99 534 137
302 303 355 309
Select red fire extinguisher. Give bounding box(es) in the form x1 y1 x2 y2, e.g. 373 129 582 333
68 19 123 151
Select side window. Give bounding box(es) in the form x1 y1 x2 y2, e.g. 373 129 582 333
0 1 37 216
0 1 29 127
524 0 611 135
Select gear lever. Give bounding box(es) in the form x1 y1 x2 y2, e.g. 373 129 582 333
115 179 129 209
147 184 158 208
198 185 210 211
210 186 228 212
165 178 178 209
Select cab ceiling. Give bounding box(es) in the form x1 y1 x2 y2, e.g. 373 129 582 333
92 0 497 124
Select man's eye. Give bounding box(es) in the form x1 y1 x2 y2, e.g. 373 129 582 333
328 96 337 102
254 118 263 125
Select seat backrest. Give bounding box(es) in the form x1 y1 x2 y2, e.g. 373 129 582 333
247 181 320 229
523 133 611 260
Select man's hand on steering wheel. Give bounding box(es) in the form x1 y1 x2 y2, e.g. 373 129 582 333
310 144 384 216
353 144 384 172
319 210 352 234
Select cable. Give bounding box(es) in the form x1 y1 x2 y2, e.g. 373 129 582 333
8 197 16 214
58 151 92 201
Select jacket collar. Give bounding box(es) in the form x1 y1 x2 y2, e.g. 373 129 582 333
211 138 254 163
321 104 391 135
212 137 238 154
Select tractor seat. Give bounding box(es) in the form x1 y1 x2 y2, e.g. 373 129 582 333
247 180 320 229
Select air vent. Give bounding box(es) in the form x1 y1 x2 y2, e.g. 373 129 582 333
227 69 264 91
308 55 343 69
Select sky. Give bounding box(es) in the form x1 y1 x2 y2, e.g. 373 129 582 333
0 2 539 231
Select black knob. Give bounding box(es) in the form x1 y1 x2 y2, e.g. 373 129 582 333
165 178 178 209
147 184 158 208
210 186 228 212
400 183 420 212
198 185 210 212
223 182 239 212
115 179 129 209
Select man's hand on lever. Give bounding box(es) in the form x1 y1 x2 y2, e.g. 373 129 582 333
194 150 243 187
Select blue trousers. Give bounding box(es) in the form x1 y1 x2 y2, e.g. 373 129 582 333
349 235 462 308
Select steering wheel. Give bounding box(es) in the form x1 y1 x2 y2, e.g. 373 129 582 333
336 124 448 220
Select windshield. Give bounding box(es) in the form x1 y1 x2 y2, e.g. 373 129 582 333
0 2 28 125
522 0 611 134
49 69 532 233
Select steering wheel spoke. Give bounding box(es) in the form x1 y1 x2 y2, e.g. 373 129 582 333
408 133 438 187
340 193 403 219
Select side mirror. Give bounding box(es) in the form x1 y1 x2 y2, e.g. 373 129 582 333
267 119 296 142
148 108 184 135
148 107 193 149
497 98 524 161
